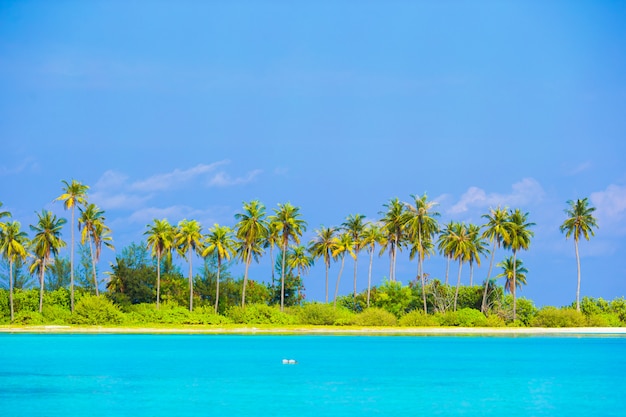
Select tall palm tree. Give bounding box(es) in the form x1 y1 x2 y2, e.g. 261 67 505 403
287 244 313 302
480 207 511 313
270 203 306 312
503 209 534 321
145 218 175 308
0 221 29 321
202 224 236 313
29 210 67 312
263 222 280 289
560 198 599 312
380 198 407 281
496 256 528 296
444 222 472 311
437 221 455 285
78 203 112 296
361 222 383 307
467 223 488 287
308 226 336 303
405 193 440 312
175 219 203 311
342 214 366 302
332 232 355 307
235 200 268 308
55 179 89 312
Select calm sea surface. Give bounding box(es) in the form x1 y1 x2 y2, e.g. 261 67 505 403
1 333 625 416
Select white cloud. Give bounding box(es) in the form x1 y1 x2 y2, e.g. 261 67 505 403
448 178 545 215
208 169 262 187
0 157 39 176
130 161 228 192
590 184 626 235
566 161 592 176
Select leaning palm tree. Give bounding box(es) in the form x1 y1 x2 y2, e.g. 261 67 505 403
269 203 306 312
55 179 89 312
29 210 67 312
361 222 384 307
332 232 355 307
380 198 407 281
0 221 29 321
145 218 175 309
560 198 599 312
503 209 534 321
405 193 440 312
78 203 112 296
175 219 203 311
342 214 366 302
480 207 511 313
308 226 336 303
496 256 528 297
202 224 236 313
235 200 268 308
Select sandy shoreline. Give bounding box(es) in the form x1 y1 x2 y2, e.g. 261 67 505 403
1 325 625 335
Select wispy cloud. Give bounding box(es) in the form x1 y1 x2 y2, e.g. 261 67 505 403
591 184 626 235
0 157 39 176
565 161 593 176
448 178 545 215
208 169 262 187
130 161 228 192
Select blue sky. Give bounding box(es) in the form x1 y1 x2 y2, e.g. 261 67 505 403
1 1 625 307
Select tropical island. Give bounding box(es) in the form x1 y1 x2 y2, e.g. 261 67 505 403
1 179 624 331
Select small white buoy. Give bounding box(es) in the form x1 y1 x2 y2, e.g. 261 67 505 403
282 359 297 365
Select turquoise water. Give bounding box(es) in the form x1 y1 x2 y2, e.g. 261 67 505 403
1 334 625 416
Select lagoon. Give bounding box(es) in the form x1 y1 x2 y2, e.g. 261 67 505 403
1 334 625 416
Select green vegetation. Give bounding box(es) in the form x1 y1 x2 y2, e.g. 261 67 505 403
0 180 617 328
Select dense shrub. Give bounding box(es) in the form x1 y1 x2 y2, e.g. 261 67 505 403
226 304 297 325
435 308 488 327
13 289 39 313
530 307 587 327
353 308 397 326
293 302 345 325
483 314 506 327
72 295 124 325
585 313 623 327
369 280 414 317
42 304 72 324
13 310 45 325
497 296 537 325
399 311 439 327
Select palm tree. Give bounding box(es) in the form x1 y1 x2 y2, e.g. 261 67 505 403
263 222 280 289
405 193 440 312
480 207 511 313
380 198 407 281
332 232 355 307
78 203 113 296
287 244 313 302
361 222 383 307
308 226 336 303
175 219 203 311
560 198 599 312
145 218 175 308
467 223 488 287
342 214 366 302
55 179 89 312
270 203 306 312
235 200 268 308
496 256 528 296
437 221 455 285
503 209 534 321
202 224 236 313
0 202 10 229
444 222 472 311
0 221 29 321
29 210 67 312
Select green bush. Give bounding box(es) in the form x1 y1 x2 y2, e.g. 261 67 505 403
13 289 40 313
398 311 439 327
609 297 626 322
530 307 587 328
586 313 623 327
44 288 71 310
369 280 414 317
72 295 124 325
434 308 487 327
226 304 297 325
353 307 397 326
498 296 537 325
42 304 72 324
13 310 45 325
293 302 355 325
484 314 506 327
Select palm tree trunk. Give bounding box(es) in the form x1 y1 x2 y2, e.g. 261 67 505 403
367 247 373 308
353 250 358 303
39 258 46 313
454 259 463 311
241 249 251 308
188 247 193 312
575 238 581 312
325 257 330 304
481 240 497 313
280 242 287 312
88 237 99 296
70 206 75 312
469 262 474 287
420 251 427 313
215 257 221 314
9 259 14 322
445 256 450 285
392 237 398 281
512 251 517 322
333 255 346 307
156 252 161 309
269 245 275 287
